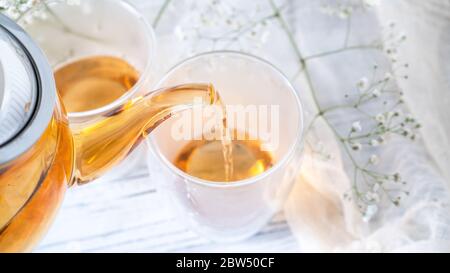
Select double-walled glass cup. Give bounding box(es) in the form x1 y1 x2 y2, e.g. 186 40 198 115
23 0 156 179
24 0 156 101
147 51 304 242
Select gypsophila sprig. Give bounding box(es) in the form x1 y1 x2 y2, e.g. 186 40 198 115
173 0 279 53
0 0 38 21
320 0 381 19
0 0 79 24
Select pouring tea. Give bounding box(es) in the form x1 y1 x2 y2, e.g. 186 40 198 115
0 13 219 252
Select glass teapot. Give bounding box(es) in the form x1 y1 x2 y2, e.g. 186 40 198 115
0 15 217 252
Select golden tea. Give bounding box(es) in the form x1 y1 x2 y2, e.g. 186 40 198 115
174 135 273 182
54 56 139 113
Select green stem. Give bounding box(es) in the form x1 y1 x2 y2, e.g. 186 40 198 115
268 0 365 174
269 0 304 65
153 0 172 28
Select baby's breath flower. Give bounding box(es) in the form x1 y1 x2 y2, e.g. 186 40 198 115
363 204 378 222
384 72 392 81
370 139 379 147
0 0 63 24
338 6 353 19
369 154 379 165
351 121 362 133
357 77 369 91
372 88 381 98
365 191 380 203
375 113 385 124
404 114 415 123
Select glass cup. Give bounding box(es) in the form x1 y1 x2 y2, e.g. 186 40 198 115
23 0 156 176
146 51 304 242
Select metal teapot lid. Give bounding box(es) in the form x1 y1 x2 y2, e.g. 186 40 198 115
0 15 56 165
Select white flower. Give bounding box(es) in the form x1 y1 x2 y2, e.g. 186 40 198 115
363 204 378 222
375 113 385 124
351 121 362 133
372 88 381 98
405 114 415 122
0 0 51 22
338 6 353 19
357 77 369 91
365 191 380 203
370 139 379 146
384 72 393 80
369 154 379 165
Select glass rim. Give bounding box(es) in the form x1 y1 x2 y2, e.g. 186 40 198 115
65 0 156 119
148 50 305 188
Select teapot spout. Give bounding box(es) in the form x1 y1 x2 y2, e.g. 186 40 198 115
70 83 218 185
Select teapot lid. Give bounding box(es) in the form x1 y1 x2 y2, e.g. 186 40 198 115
0 15 56 165
0 24 38 145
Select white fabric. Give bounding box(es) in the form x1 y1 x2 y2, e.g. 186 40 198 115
283 0 450 252
375 0 450 184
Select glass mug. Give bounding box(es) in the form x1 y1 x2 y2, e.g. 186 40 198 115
23 0 158 178
0 2 217 252
147 52 304 242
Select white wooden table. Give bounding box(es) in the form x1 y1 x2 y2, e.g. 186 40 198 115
36 147 298 252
